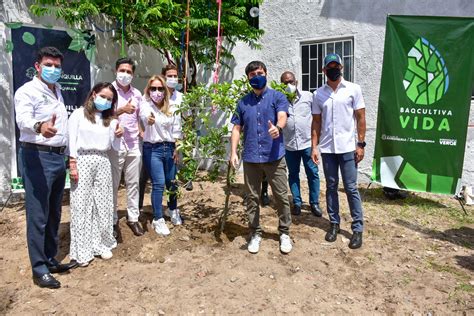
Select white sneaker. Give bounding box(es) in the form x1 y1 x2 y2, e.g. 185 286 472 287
101 250 113 260
247 234 262 254
170 209 183 225
280 234 292 254
152 218 170 236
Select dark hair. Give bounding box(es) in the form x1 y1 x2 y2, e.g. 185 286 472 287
115 57 136 72
161 64 178 76
245 61 267 76
280 71 296 83
83 82 118 127
36 47 64 63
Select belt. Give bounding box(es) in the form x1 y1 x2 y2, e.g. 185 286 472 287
21 142 66 154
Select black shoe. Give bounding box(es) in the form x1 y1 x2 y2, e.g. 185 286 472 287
325 223 340 242
33 273 61 289
349 232 363 249
261 192 270 207
48 261 78 274
184 181 193 191
127 221 144 236
291 204 301 216
113 224 119 239
310 204 323 217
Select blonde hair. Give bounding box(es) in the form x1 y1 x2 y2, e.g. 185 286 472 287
143 75 171 116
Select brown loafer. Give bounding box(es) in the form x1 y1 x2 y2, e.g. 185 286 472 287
127 221 144 236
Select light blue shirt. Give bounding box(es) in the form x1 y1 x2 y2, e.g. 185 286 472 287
282 90 313 151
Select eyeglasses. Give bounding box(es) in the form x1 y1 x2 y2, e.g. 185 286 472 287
150 87 165 92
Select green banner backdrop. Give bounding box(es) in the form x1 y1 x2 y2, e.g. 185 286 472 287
372 15 474 195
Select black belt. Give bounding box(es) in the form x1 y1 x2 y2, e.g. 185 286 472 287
21 142 66 154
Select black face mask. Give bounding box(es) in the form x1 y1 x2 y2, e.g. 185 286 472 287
326 67 342 82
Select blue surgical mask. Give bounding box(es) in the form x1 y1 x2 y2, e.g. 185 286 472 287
249 75 267 90
94 95 112 111
41 65 62 84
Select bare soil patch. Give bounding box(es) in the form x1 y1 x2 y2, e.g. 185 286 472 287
0 176 473 314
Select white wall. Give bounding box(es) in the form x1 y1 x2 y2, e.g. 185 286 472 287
233 0 474 186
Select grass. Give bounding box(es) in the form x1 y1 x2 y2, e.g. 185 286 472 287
455 283 474 293
425 259 470 281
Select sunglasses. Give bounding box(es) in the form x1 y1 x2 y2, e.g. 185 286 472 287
150 87 165 92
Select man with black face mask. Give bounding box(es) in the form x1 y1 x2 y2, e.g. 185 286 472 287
230 61 292 255
311 53 366 249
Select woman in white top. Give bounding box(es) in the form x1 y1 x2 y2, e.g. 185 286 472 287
68 82 123 267
140 75 182 236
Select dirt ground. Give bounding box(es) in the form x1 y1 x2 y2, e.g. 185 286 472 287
0 175 473 315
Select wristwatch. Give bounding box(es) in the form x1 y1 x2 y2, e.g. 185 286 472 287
357 141 366 148
276 125 283 134
34 121 44 134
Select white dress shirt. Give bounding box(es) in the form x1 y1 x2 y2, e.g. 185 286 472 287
139 99 183 143
170 90 183 107
283 90 313 151
68 107 120 158
312 78 365 154
14 76 68 147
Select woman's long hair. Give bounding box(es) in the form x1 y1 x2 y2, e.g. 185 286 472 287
143 75 171 116
83 82 118 127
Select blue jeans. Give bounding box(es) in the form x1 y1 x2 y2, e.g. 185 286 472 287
321 152 363 232
20 146 66 277
285 147 320 207
142 142 177 220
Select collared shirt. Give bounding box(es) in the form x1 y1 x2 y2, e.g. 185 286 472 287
68 107 120 158
112 81 142 151
283 90 313 151
14 76 68 147
231 88 289 163
139 99 182 143
312 78 365 154
169 90 183 107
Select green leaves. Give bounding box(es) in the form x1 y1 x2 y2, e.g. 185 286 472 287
30 0 264 74
176 77 250 183
403 37 449 105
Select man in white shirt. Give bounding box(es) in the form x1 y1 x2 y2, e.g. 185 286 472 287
281 71 322 217
15 47 77 289
311 53 366 249
111 58 144 238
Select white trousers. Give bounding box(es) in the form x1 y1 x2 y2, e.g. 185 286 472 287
109 148 141 223
69 150 117 264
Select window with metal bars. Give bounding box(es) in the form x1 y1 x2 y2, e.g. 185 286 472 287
301 38 354 93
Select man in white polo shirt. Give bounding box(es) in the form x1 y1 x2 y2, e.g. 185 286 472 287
311 53 366 249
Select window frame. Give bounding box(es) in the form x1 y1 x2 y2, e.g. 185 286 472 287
300 36 355 93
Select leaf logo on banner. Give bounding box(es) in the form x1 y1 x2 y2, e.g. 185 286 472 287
403 37 449 105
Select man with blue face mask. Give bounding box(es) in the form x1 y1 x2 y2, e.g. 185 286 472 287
230 61 292 254
14 46 77 289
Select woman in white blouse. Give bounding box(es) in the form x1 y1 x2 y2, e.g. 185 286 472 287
68 82 123 267
140 75 182 236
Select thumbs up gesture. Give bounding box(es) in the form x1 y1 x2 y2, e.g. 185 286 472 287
147 111 155 125
267 120 280 139
114 123 124 138
41 113 58 138
122 97 136 114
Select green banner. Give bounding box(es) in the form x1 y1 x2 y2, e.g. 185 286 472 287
372 15 474 195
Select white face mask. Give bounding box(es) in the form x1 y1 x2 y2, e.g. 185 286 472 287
116 72 133 86
166 77 178 89
286 83 297 94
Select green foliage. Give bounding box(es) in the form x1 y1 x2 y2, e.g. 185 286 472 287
270 80 296 102
30 0 264 73
176 77 250 183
